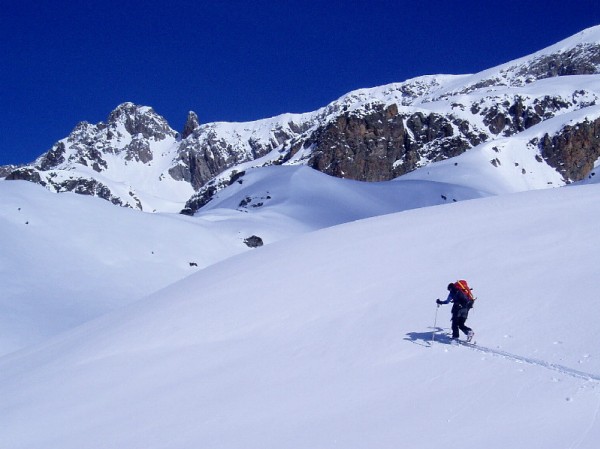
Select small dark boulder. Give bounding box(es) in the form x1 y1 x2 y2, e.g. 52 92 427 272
243 235 264 248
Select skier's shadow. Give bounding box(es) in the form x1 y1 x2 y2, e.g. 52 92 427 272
404 328 452 346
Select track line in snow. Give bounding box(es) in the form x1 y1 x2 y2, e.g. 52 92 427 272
406 330 600 383
456 342 600 383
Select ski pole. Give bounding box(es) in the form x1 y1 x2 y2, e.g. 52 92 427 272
431 303 440 344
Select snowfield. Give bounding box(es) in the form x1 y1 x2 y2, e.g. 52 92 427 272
2 23 600 449
1 175 599 448
0 167 485 356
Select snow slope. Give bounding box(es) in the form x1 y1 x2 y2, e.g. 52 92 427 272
0 168 487 356
0 180 248 355
401 102 600 193
2 24 599 448
1 181 599 449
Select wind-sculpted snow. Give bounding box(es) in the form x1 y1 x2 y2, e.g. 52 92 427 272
1 180 600 449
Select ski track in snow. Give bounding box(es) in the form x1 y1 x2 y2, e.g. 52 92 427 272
440 337 600 383
461 343 600 382
409 330 600 383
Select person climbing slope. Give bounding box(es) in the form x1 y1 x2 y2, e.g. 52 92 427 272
436 281 475 342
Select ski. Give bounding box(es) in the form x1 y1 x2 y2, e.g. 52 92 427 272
441 332 476 346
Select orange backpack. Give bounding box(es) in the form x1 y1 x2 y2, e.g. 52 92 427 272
455 280 475 307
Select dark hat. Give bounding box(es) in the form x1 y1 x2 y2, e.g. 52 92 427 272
447 283 454 291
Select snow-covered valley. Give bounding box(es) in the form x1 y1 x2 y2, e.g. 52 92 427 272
1 164 600 448
2 23 600 449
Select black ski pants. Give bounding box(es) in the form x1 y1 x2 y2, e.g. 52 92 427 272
451 313 472 339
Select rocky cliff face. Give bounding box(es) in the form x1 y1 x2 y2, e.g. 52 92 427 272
0 164 19 178
3 26 600 213
537 116 600 181
3 103 188 210
289 104 480 181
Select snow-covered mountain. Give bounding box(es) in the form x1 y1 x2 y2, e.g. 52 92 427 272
1 175 599 449
3 26 600 212
2 25 600 449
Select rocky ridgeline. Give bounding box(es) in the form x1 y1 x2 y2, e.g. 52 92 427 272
3 27 600 213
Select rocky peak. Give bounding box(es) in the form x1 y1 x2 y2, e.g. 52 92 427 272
0 164 20 178
106 102 177 141
4 26 600 214
182 111 201 139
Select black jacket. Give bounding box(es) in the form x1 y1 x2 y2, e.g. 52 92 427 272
440 285 471 317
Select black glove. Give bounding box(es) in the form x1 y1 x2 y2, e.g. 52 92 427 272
436 299 442 305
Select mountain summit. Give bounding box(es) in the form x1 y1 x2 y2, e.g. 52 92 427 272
2 26 600 449
3 25 600 212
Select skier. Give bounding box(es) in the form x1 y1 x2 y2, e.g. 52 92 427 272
436 282 475 342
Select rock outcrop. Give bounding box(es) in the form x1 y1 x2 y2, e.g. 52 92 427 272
3 26 600 214
537 117 600 181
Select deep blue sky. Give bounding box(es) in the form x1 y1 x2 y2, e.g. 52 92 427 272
1 0 599 165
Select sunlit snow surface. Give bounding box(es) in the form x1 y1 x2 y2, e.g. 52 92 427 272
0 167 485 355
2 24 600 449
1 173 600 448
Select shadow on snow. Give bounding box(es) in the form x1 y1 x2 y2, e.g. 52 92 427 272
404 327 453 347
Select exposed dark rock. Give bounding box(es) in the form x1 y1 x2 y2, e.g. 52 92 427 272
37 142 66 170
181 171 245 214
180 181 222 214
238 193 270 209
230 170 245 184
0 164 22 178
6 167 46 185
239 196 252 208
107 103 175 141
6 167 140 208
182 111 200 139
3 36 600 213
124 137 153 164
515 44 600 80
57 177 136 207
170 139 233 190
480 95 572 136
172 121 299 191
300 104 477 182
12 103 175 189
243 235 264 248
450 43 600 96
538 116 600 181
